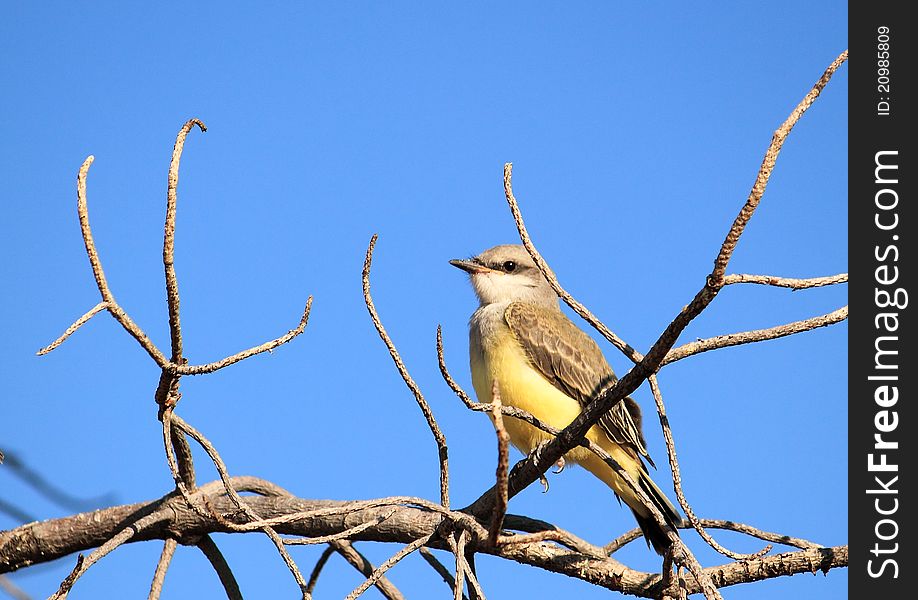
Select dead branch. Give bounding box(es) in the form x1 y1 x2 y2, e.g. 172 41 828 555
332 541 406 600
363 234 450 508
648 376 769 561
195 536 243 600
487 382 510 547
343 533 434 600
305 546 335 596
662 305 848 366
606 519 822 555
174 299 313 376
0 482 847 597
164 119 207 362
147 538 177 600
419 548 469 600
711 50 848 281
723 273 847 289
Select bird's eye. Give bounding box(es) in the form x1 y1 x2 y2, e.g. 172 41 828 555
502 261 516 272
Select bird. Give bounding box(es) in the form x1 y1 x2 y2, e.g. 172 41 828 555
450 244 680 555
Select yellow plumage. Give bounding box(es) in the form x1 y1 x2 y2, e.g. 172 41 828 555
470 328 649 518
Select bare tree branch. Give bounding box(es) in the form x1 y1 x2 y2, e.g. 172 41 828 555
147 538 177 600
723 273 847 289
711 50 848 281
174 299 313 376
606 519 822 555
343 534 434 600
196 535 244 600
419 548 469 600
36 302 109 355
363 234 450 508
332 541 406 600
648 376 769 561
0 483 847 597
305 546 335 596
487 382 510 548
164 119 207 362
0 575 31 600
662 306 848 366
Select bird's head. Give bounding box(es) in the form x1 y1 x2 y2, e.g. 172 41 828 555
450 244 558 308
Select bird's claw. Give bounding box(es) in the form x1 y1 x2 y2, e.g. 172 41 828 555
552 457 566 474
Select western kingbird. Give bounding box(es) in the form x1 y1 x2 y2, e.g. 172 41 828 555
451 244 680 554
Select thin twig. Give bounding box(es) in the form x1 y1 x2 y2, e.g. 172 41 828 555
37 302 109 355
0 575 31 600
147 538 177 600
69 156 170 367
662 306 848 366
176 298 313 375
437 326 475 406
164 119 207 362
169 414 310 597
711 50 848 282
305 546 335 596
363 234 450 508
723 273 847 289
50 510 170 599
282 509 398 545
503 163 641 363
0 451 115 514
649 376 769 561
341 536 428 600
487 382 509 547
448 530 467 600
605 518 821 555
196 535 244 600
419 548 469 600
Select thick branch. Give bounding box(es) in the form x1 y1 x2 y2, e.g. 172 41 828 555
0 484 846 597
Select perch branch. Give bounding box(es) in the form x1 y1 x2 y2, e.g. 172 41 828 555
487 383 510 548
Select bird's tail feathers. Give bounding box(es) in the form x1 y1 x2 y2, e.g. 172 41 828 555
633 470 681 556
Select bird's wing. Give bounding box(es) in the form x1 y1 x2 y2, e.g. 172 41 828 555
504 302 654 466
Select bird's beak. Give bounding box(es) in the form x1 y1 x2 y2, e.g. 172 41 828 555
449 258 491 274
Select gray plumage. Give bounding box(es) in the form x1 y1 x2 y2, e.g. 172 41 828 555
505 301 656 469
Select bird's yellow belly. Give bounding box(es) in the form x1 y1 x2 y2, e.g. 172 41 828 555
469 319 650 516
471 331 602 465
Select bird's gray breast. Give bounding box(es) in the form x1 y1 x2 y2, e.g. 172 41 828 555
468 301 512 362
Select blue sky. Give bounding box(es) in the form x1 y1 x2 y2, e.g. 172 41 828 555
2 3 847 598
